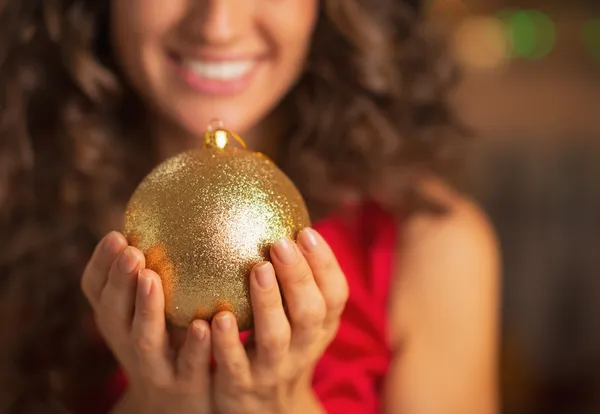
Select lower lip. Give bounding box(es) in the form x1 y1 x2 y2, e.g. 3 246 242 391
170 55 259 96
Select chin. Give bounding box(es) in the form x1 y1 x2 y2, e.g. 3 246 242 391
167 108 252 145
170 99 258 136
197 112 250 135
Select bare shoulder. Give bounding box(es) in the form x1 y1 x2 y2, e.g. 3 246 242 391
389 178 501 343
384 180 500 413
402 179 499 262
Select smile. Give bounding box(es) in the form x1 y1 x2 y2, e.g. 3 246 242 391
170 53 261 96
181 59 256 81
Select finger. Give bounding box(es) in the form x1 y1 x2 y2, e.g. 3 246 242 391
131 269 173 383
212 312 252 390
100 246 146 327
270 237 326 348
297 228 349 328
176 320 211 385
168 325 189 351
249 262 290 369
81 232 127 307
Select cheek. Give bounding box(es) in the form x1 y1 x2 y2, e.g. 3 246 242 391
267 2 319 77
110 1 184 81
273 1 318 47
111 0 185 40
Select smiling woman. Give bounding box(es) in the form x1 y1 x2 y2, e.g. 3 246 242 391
0 1 496 413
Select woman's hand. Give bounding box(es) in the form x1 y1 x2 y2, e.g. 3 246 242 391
81 232 212 414
211 228 349 414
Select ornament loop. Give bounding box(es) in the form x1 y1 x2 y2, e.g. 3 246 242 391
228 131 247 149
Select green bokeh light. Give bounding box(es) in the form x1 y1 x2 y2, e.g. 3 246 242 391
496 9 556 60
582 19 600 64
527 11 556 59
510 11 538 58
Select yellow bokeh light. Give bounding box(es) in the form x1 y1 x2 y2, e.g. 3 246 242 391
453 16 510 71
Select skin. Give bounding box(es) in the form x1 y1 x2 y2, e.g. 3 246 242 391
385 181 500 414
83 0 500 413
110 0 317 154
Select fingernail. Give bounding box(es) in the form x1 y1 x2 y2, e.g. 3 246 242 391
299 228 319 251
254 262 274 290
192 321 206 340
215 314 231 332
273 237 297 264
119 247 138 273
138 272 152 296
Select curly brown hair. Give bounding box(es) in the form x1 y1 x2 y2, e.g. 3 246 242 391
0 0 466 412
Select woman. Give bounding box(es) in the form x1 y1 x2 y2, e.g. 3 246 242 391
0 0 499 413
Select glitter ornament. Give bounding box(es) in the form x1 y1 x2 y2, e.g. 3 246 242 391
124 122 310 331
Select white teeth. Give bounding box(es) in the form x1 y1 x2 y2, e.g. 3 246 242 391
181 59 254 80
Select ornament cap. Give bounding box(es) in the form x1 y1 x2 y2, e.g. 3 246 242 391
203 118 247 150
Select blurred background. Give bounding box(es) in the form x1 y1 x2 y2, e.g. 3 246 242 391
425 1 600 413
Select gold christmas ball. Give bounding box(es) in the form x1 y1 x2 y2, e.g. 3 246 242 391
124 126 310 331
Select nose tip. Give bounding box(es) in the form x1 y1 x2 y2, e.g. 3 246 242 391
190 0 253 44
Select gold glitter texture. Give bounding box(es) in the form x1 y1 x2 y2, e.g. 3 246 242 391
124 128 310 331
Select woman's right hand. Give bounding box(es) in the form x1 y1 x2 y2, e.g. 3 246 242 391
81 231 212 414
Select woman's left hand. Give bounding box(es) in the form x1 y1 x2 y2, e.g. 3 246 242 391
211 228 349 414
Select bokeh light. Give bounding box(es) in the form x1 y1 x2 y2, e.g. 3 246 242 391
528 11 556 59
582 19 600 64
496 9 556 60
453 16 510 71
508 11 537 58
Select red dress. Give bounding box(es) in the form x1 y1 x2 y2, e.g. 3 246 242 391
81 202 397 413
